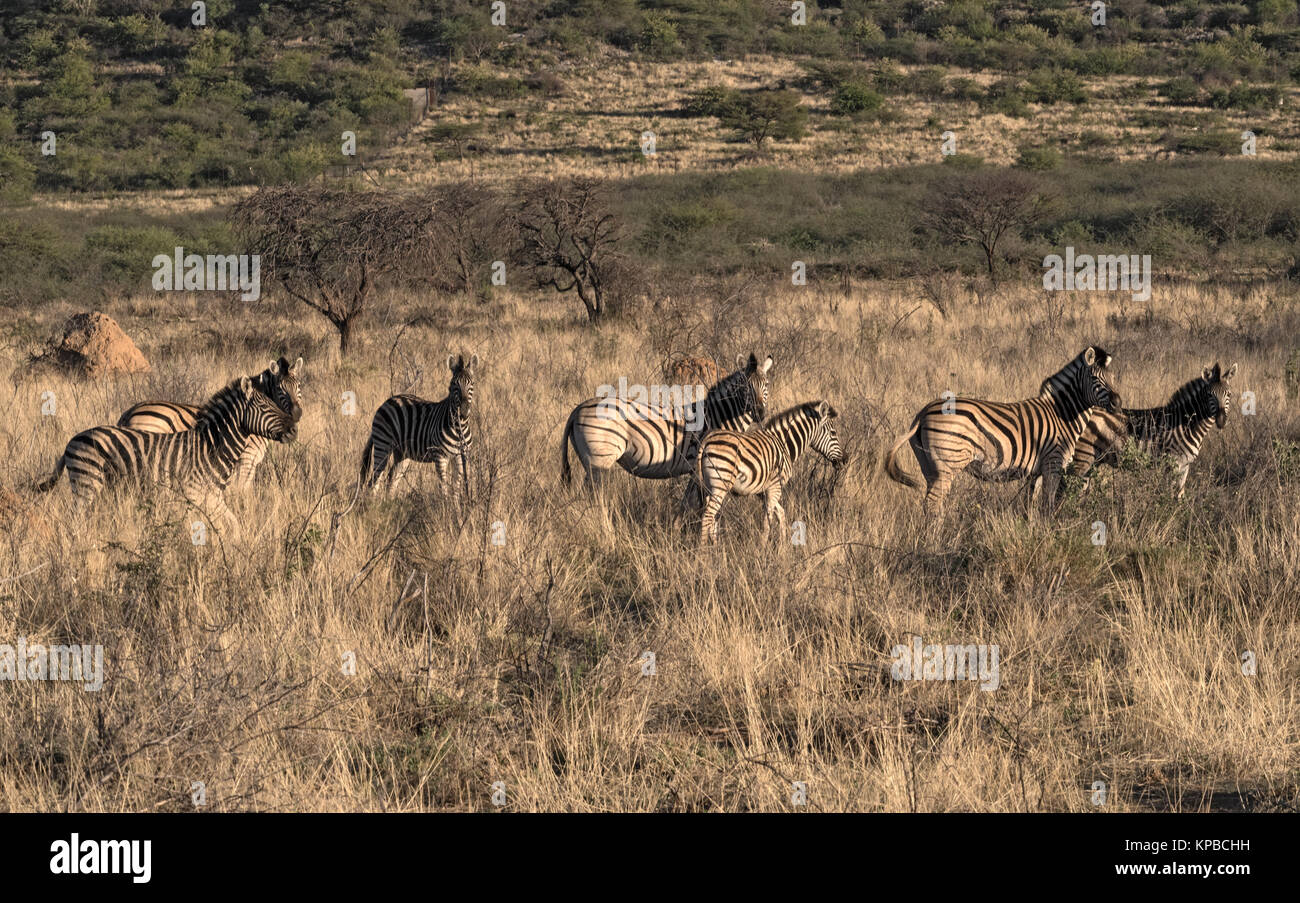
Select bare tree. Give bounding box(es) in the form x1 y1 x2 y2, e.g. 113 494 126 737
424 181 508 296
923 170 1056 282
231 186 439 355
515 178 625 323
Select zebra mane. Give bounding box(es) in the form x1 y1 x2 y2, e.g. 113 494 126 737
1039 346 1110 400
763 402 819 429
1166 374 1211 408
250 364 278 393
194 379 251 427
707 367 749 399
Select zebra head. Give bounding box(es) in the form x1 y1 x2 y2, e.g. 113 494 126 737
263 356 305 423
807 401 845 470
727 352 773 422
447 353 478 411
235 376 297 443
1081 345 1122 413
1200 361 1239 429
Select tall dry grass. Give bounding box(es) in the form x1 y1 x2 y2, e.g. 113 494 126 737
1 279 1297 811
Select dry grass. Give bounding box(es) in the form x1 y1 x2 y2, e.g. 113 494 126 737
1 278 1297 812
372 55 1300 188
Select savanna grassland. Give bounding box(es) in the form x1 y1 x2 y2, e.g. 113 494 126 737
4 1 1300 813
2 278 1298 812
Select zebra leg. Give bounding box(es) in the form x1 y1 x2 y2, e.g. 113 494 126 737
764 484 787 546
679 479 701 517
232 437 269 489
1038 464 1064 516
434 455 451 494
698 484 731 544
189 488 240 540
1174 465 1190 499
365 445 392 492
386 457 411 494
922 469 954 518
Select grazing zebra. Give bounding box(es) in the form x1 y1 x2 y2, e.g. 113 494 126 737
695 400 844 544
359 354 477 493
35 376 297 534
885 346 1121 516
1068 362 1238 498
116 356 304 488
560 353 773 488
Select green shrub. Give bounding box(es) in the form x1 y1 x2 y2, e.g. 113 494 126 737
830 82 884 115
638 13 682 59
1024 69 1088 105
1017 145 1062 171
85 225 182 286
1160 77 1201 105
683 86 736 118
0 147 36 203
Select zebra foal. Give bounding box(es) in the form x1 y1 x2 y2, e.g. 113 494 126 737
359 354 477 494
1069 361 1238 498
695 400 844 544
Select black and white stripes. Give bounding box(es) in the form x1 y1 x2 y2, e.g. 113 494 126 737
560 353 773 486
36 376 297 533
360 354 477 493
885 346 1121 515
695 400 844 543
1069 362 1238 497
116 356 304 488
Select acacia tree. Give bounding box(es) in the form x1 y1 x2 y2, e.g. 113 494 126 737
231 186 439 355
923 170 1056 282
423 181 507 296
515 178 625 323
719 89 807 150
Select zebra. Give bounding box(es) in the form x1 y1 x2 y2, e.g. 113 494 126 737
559 353 773 489
885 346 1121 516
695 400 845 544
1068 362 1238 498
35 376 297 535
359 354 477 493
116 356 304 488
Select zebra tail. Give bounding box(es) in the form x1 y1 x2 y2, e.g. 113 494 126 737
560 408 577 486
35 455 66 492
884 420 922 489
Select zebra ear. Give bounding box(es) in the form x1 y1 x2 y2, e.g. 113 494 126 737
291 356 303 376
268 360 280 376
239 375 254 397
1224 362 1239 381
742 353 756 372
1083 347 1097 366
761 356 773 375
468 354 478 371
819 402 838 419
1203 363 1218 382
448 354 458 373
